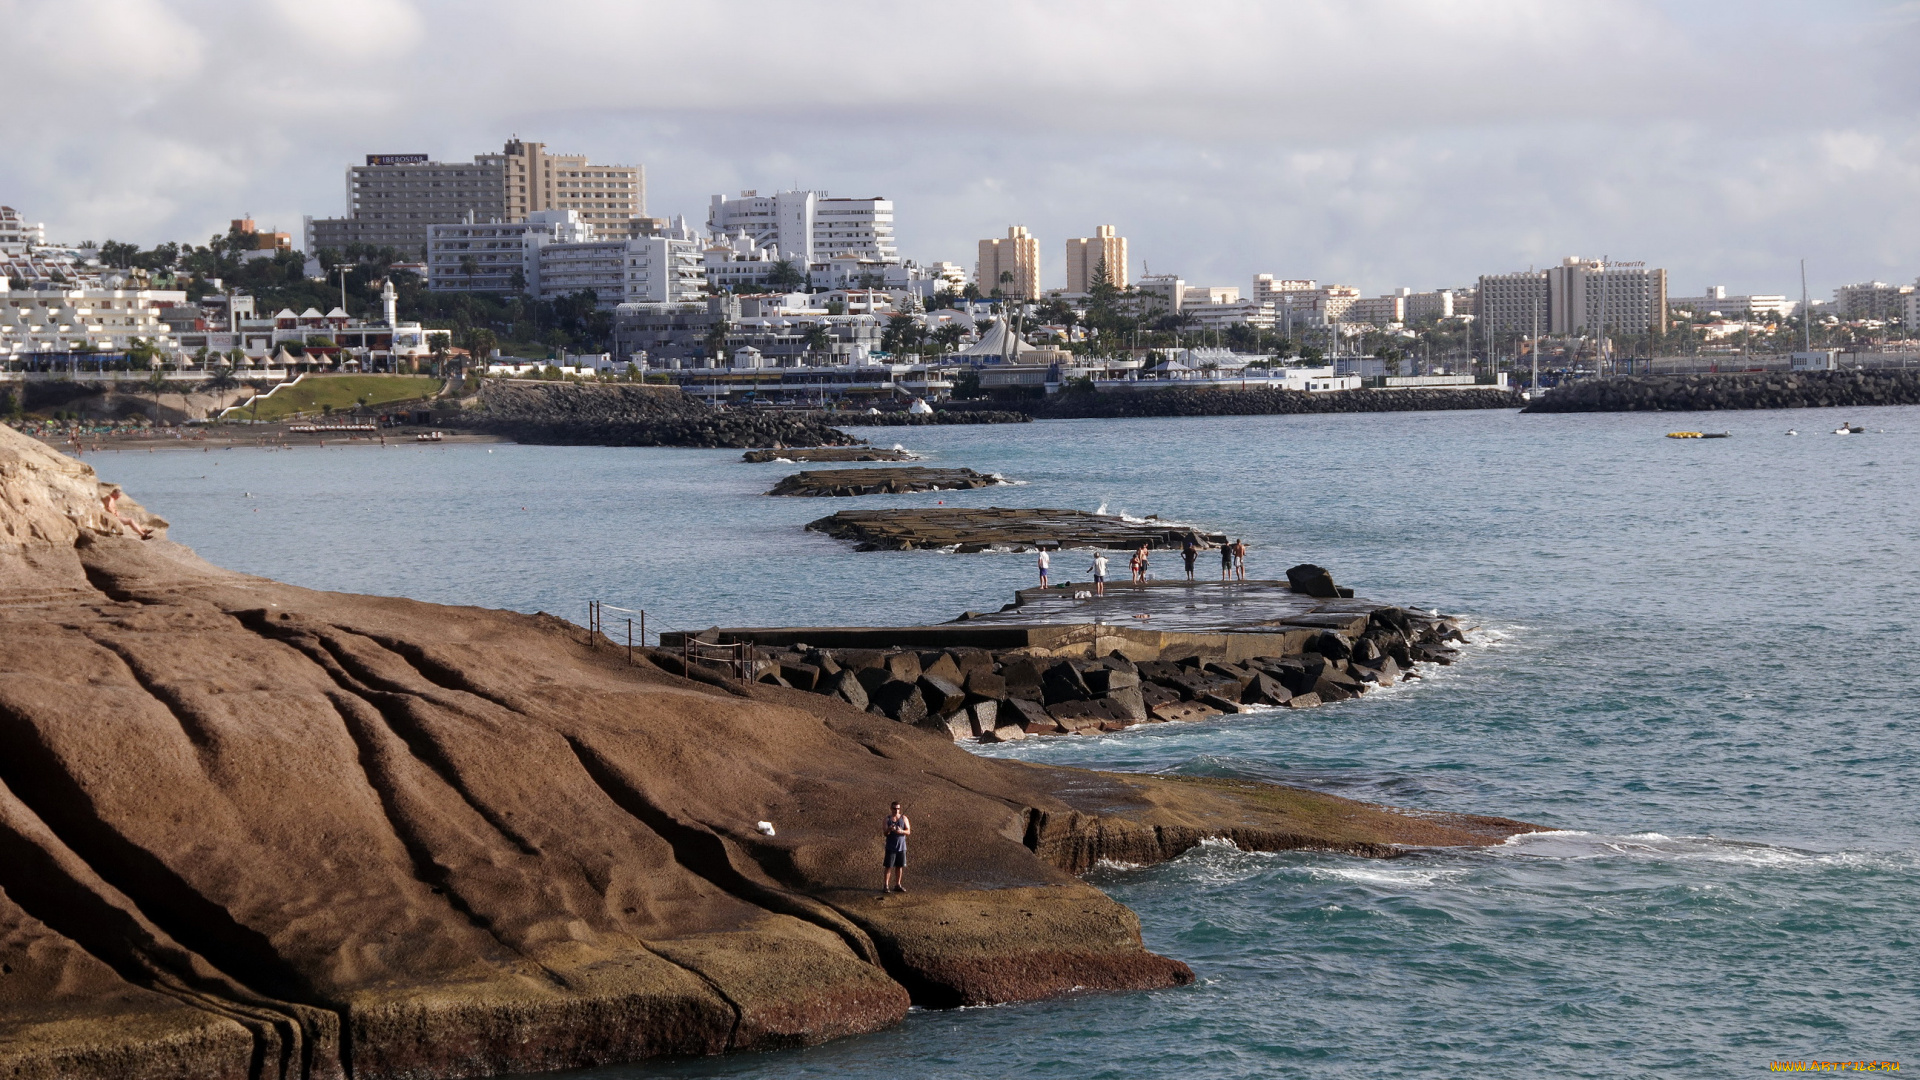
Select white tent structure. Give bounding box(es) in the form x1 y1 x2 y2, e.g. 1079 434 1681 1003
956 319 1041 362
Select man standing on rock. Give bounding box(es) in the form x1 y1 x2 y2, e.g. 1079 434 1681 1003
1037 547 1050 589
1088 552 1109 596
1220 540 1234 582
883 801 911 893
1182 536 1199 580
1233 538 1247 582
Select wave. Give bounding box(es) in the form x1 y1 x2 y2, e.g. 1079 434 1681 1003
1494 830 1914 872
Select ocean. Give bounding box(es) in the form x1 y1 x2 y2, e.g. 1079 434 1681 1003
93 406 1920 1078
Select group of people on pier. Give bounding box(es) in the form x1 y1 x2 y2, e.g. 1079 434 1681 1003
1037 536 1248 594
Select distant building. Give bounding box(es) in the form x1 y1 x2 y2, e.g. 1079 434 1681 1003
1668 285 1793 320
707 189 897 265
978 226 1041 300
0 284 185 357
1476 271 1547 333
1183 285 1240 307
306 139 647 256
1404 288 1472 321
1544 257 1667 335
1064 225 1128 293
1134 274 1185 315
1251 275 1317 306
1832 280 1913 320
1270 285 1360 328
426 210 594 294
1345 294 1407 326
0 206 46 255
1184 299 1275 330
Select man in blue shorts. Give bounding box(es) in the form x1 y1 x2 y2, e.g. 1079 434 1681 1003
883 801 911 892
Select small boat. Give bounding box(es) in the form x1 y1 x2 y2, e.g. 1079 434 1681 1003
1666 431 1731 439
1786 430 1798 436
415 431 443 442
1834 423 1865 435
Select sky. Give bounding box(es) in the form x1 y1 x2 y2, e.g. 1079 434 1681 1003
4 0 1918 299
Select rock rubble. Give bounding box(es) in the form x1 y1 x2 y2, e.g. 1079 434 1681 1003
1522 369 1920 413
470 381 858 448
806 507 1225 552
769 468 1005 498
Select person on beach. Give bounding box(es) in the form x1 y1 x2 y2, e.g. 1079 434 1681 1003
1220 539 1234 581
1131 543 1150 585
883 801 911 893
1233 538 1247 581
1182 537 1198 580
1037 547 1051 588
102 489 154 540
1089 553 1109 596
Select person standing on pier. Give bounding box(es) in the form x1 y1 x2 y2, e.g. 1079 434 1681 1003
883 801 911 893
1220 539 1234 581
1131 543 1150 585
1037 547 1051 588
1089 553 1109 596
1233 538 1248 581
1182 536 1199 580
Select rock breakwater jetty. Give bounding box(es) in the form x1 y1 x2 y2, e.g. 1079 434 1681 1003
1524 369 1920 413
472 380 858 448
806 507 1224 552
769 467 1005 497
662 570 1463 742
0 426 1538 1079
743 446 915 463
824 409 1032 426
1033 385 1521 420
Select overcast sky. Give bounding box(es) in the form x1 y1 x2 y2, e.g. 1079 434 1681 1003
5 0 1917 298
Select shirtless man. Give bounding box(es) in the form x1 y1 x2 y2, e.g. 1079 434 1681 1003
1131 543 1150 585
102 489 154 540
883 802 911 893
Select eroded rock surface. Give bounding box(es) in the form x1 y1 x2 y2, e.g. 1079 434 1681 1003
0 427 1536 1079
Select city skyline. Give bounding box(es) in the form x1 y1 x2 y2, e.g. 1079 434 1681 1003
2 0 1917 298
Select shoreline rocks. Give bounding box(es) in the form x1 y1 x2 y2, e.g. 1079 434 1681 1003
0 426 1538 1080
805 507 1225 552
1523 369 1920 413
822 410 1032 426
1031 386 1522 420
470 381 859 448
744 446 915 463
769 467 1006 497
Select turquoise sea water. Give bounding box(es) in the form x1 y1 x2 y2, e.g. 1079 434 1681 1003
93 408 1920 1078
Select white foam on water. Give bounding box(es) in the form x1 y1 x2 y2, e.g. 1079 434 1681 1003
1306 865 1467 889
1094 501 1109 515
1495 829 1911 872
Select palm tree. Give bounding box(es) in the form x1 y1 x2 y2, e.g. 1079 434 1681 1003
802 323 832 364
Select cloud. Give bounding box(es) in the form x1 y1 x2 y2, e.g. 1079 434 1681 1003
2 0 1917 296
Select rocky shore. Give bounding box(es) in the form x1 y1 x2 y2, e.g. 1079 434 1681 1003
768 467 1004 497
743 447 914 463
1523 369 1920 413
470 381 858 448
0 425 1538 1079
824 410 1032 426
1033 386 1522 419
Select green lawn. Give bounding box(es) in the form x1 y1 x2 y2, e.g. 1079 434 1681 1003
233 375 444 421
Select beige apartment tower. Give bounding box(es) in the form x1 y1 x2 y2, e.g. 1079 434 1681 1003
1064 225 1128 294
305 139 648 256
978 225 1041 300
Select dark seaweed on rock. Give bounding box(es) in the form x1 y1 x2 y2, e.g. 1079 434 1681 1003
471 381 860 448
1522 369 1920 413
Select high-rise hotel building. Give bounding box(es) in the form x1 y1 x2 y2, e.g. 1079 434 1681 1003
304 139 647 256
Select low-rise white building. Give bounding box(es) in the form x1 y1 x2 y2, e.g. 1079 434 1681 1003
1668 285 1793 320
427 210 593 294
1185 299 1275 329
0 206 47 256
1832 280 1913 320
1 284 184 359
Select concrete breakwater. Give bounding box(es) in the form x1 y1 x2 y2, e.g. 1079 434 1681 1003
769 467 1005 497
1524 369 1920 413
823 409 1032 426
1032 386 1522 420
470 380 858 447
661 573 1464 743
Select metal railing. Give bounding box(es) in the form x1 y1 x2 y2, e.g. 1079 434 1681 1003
585 600 751 683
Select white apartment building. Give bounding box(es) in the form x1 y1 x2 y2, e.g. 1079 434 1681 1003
703 230 787 292
1668 286 1793 320
1 206 46 255
1905 284 1920 329
1251 275 1317 306
525 217 704 307
978 226 1041 300
1404 288 1473 321
1183 286 1240 307
427 210 594 294
1134 275 1185 315
1064 225 1129 293
1184 299 1275 330
1271 285 1360 327
1 284 185 358
1832 280 1914 320
1345 294 1407 326
707 190 897 266
308 140 647 255
1545 257 1668 335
